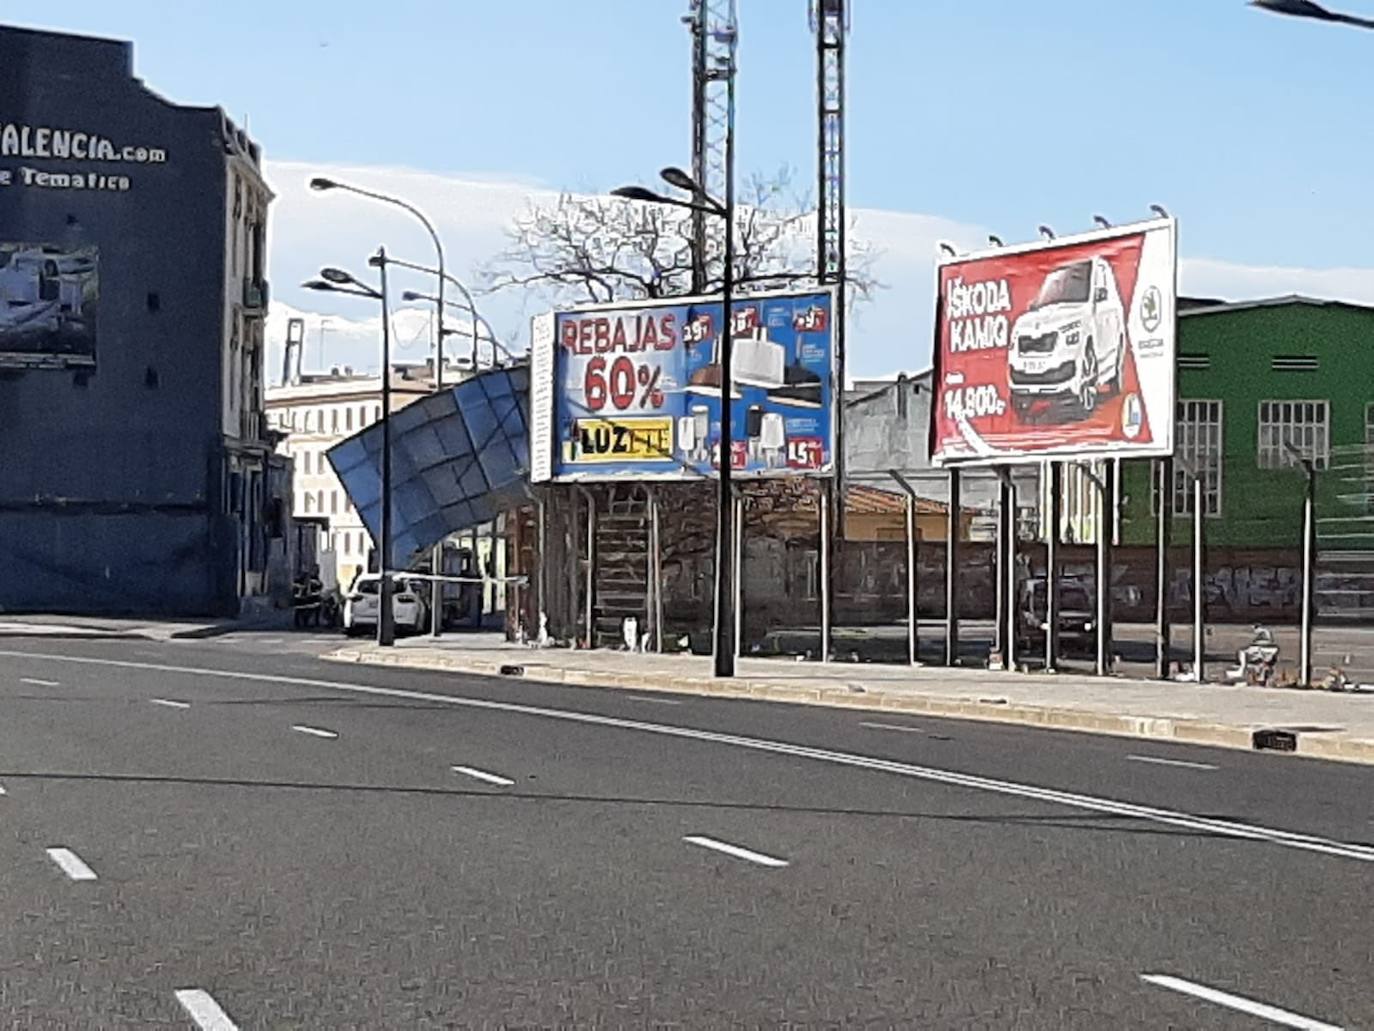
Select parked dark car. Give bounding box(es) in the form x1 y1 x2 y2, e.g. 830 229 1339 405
1016 576 1096 655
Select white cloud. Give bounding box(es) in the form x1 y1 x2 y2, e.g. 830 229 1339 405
262 159 1374 384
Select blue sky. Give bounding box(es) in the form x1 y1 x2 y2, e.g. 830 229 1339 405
10 1 1374 375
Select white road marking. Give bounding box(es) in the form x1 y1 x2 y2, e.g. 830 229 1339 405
626 694 682 705
1127 754 1218 771
451 765 515 787
20 677 60 687
1140 974 1342 1030
9 650 1374 865
684 835 789 868
149 698 191 709
291 724 338 739
46 847 97 881
0 783 6 795
174 988 239 1030
860 721 925 734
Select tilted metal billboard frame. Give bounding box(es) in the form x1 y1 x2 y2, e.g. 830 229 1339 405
529 286 838 483
930 217 1177 467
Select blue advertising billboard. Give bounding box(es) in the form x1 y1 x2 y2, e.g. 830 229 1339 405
530 288 836 482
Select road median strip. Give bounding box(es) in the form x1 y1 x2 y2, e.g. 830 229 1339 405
325 646 1374 766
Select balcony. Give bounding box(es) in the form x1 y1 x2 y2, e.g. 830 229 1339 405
242 277 270 312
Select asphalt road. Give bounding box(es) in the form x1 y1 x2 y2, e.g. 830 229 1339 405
1 631 1372 1028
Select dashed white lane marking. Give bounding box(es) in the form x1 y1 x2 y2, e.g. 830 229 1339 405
174 988 239 1030
149 698 191 709
1127 754 1218 771
451 765 515 787
1140 974 1342 1030
20 677 60 687
626 694 682 705
684 835 789 868
859 721 925 734
291 724 338 739
9 650 1374 865
0 783 6 795
46 847 97 881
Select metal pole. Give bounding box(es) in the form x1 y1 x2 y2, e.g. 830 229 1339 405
376 247 395 648
1300 462 1316 686
1193 473 1204 682
537 489 548 639
1096 460 1114 676
1046 462 1061 671
1002 473 1017 670
649 487 663 653
710 40 737 678
945 468 960 667
584 490 596 649
906 492 918 666
820 487 831 662
1155 456 1173 679
733 490 744 660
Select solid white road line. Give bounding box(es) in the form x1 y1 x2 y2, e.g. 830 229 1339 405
451 765 515 787
1127 754 1218 771
859 721 925 734
149 698 191 709
174 988 239 1031
1140 974 1342 1030
626 694 683 705
8 649 1374 865
291 724 338 739
46 847 97 881
20 677 60 687
683 835 790 868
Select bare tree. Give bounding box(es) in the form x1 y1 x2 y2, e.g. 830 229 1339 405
480 167 881 308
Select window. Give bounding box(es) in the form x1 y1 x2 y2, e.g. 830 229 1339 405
331 492 339 515
343 534 351 555
359 404 368 425
301 450 311 475
1154 400 1223 517
1258 400 1329 470
303 493 313 513
316 490 325 512
345 408 353 431
331 409 339 433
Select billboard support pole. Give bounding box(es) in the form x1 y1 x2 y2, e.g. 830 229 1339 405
536 488 548 640
649 486 663 654
819 486 831 662
1193 472 1205 682
575 485 596 649
1046 462 1061 672
890 470 920 667
945 468 960 667
996 469 1016 671
1155 456 1173 679
1095 460 1115 677
733 488 745 660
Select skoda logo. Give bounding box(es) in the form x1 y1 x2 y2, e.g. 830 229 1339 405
1140 286 1162 332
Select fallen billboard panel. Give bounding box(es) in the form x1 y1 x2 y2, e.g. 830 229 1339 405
529 288 836 482
931 219 1176 466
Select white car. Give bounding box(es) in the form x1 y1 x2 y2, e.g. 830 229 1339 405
1007 257 1125 419
343 573 429 635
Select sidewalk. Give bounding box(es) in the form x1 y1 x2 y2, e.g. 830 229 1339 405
327 634 1374 765
0 610 295 641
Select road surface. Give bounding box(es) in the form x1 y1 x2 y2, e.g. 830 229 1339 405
1 630 1371 1027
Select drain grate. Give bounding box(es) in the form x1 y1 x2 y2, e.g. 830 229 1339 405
1252 728 1298 752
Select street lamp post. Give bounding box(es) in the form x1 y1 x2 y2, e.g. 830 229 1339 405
400 290 515 366
303 249 396 647
310 177 450 637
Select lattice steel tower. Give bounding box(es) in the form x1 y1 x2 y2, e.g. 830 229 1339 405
686 0 736 293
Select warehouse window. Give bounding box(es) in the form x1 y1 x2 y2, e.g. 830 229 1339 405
1258 400 1329 470
1155 400 1223 517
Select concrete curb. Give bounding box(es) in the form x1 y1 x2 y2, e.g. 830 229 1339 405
323 647 1374 766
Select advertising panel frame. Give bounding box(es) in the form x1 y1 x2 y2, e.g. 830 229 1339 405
0 241 99 370
930 217 1177 468
530 285 839 484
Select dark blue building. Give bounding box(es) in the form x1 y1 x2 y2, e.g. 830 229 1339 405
0 24 281 616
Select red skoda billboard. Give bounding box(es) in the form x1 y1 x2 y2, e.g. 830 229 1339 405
931 219 1176 465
